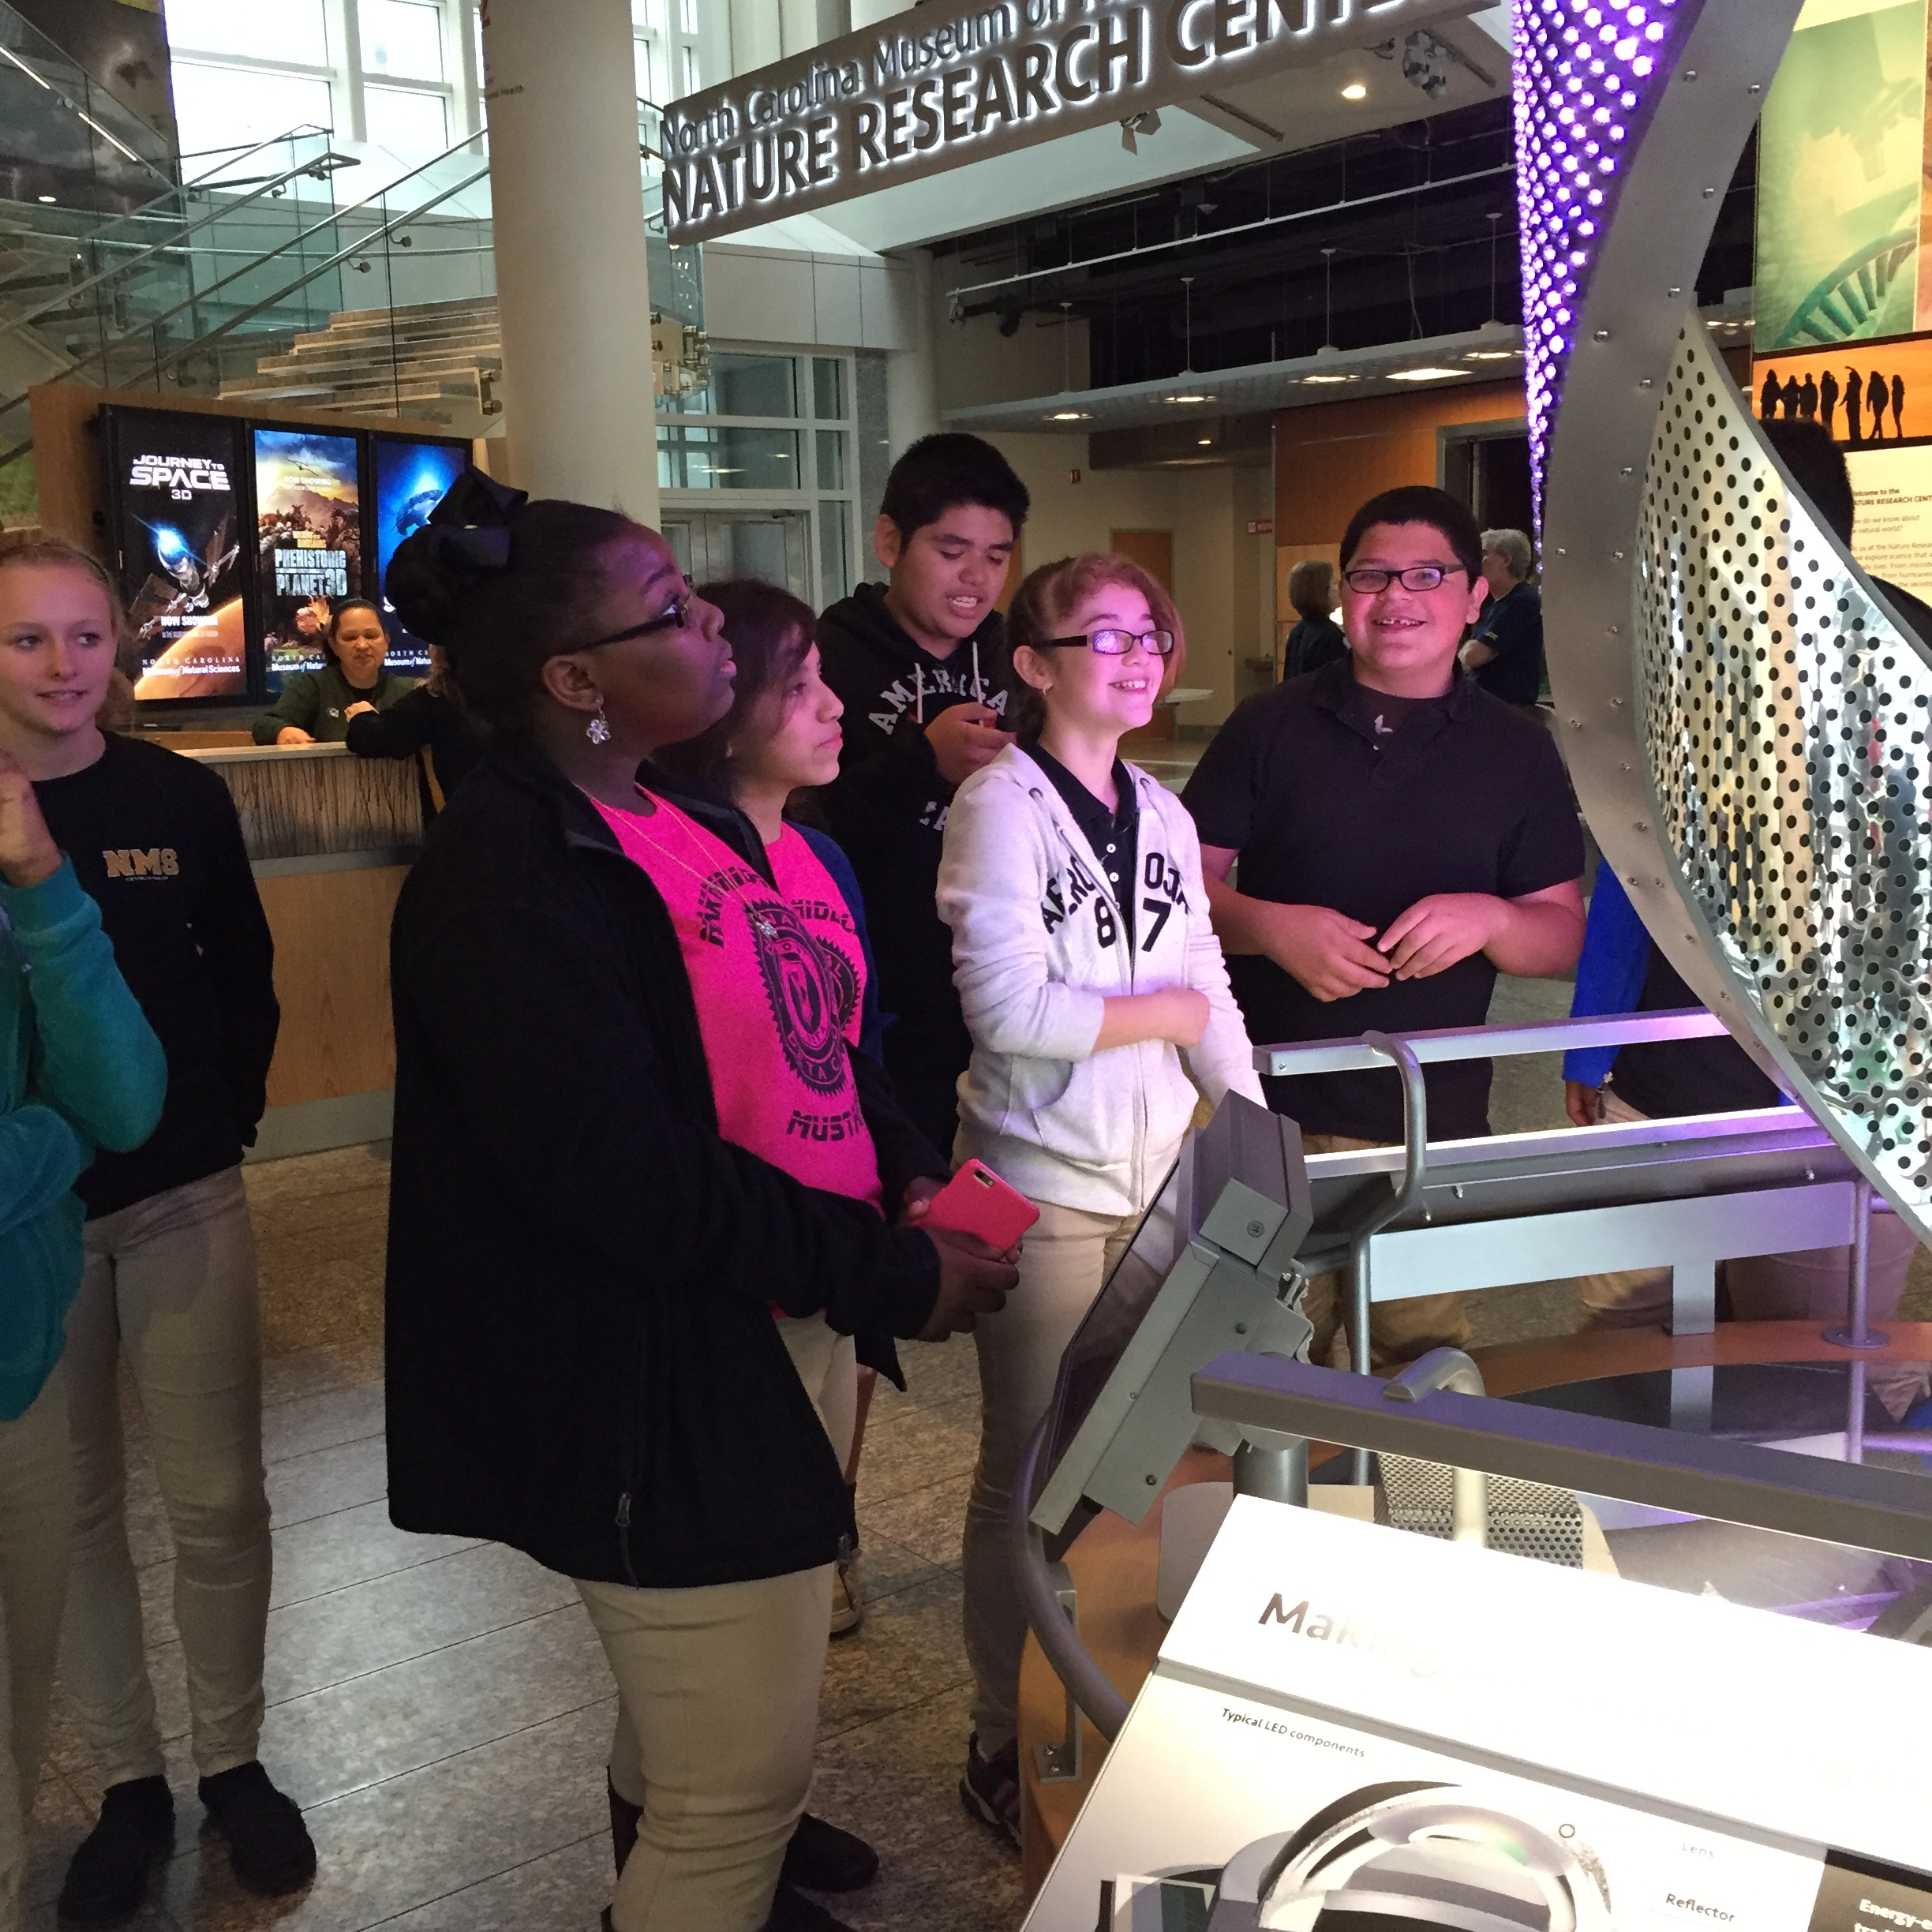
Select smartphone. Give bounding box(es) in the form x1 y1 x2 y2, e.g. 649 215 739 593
924 1159 1039 1251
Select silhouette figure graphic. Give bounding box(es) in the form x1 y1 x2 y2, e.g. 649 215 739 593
1893 373 1906 439
1845 369 1865 444
1799 373 1819 420
1819 366 1840 438
1870 370 1889 440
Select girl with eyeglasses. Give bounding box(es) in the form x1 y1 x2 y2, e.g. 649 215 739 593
934 552 1261 1844
380 477 1017 1932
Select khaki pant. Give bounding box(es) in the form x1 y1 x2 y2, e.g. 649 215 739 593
578 1563 833 1932
963 1197 1140 1756
774 1315 858 1472
0 1361 72 1932
1299 1133 1474 1371
1579 1090 1929 1417
63 1166 272 1785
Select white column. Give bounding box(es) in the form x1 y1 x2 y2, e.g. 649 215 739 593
481 0 658 522
885 248 940 461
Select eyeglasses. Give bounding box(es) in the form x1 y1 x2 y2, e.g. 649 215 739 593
1040 627 1178 657
575 583 697 652
1340 565 1468 594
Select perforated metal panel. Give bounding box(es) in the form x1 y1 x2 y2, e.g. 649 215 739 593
1378 1457 1585 1567
1636 323 1932 1219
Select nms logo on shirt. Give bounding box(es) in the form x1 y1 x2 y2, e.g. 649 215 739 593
103 848 180 880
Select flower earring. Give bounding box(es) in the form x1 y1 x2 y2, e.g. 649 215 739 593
586 699 612 746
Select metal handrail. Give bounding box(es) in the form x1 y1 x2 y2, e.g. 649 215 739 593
0 144 358 350
0 129 490 464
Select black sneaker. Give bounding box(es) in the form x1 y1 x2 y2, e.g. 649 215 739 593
781 1812 878 1893
57 1777 174 1926
197 1762 316 1896
762 1882 856 1931
959 1732 1021 1850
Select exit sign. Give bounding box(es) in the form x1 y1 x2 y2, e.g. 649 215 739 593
1247 518 1273 536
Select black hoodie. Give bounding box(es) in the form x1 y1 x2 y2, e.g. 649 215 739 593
814 583 1010 1148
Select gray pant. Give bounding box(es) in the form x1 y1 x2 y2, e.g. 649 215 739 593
63 1166 271 1786
0 1361 72 1932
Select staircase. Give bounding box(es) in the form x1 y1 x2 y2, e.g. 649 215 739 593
218 294 503 433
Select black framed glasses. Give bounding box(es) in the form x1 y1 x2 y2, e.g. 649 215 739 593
1041 627 1177 657
1340 564 1468 594
575 582 697 651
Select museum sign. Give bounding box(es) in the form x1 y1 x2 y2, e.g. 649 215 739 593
659 0 1474 245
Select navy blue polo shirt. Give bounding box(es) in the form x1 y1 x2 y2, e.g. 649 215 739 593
1470 581 1545 706
1182 657 1582 1142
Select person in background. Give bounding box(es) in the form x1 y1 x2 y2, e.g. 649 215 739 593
938 552 1262 1846
656 576 908 1645
1281 558 1348 681
0 539 305 1927
0 731 164 1932
1184 486 1585 1370
251 598 417 746
382 477 1017 1932
1459 527 1544 711
343 642 486 819
815 433 1030 1158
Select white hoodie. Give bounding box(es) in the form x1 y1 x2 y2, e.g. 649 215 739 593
936 743 1264 1217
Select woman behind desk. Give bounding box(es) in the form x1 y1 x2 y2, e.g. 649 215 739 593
250 599 416 746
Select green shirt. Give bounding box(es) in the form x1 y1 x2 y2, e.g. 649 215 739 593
251 664 419 745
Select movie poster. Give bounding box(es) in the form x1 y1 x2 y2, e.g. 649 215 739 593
110 409 249 702
253 427 362 693
372 436 468 677
1754 0 1927 354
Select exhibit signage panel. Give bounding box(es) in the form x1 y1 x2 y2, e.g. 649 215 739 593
659 0 1472 245
1024 1499 1932 1928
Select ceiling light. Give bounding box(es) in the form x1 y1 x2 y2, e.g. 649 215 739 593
36 193 54 203
1341 82 1368 101
1197 437 1212 445
1387 366 1470 381
1301 373 1357 384
1165 391 1213 404
1463 350 1519 361
1048 408 1091 421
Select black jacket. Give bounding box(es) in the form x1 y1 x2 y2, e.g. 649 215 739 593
251 664 418 744
384 743 945 1588
33 734 279 1216
814 583 1009 1088
344 684 487 818
1282 615 1348 681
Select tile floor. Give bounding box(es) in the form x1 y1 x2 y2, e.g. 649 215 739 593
28 1020 1930 1930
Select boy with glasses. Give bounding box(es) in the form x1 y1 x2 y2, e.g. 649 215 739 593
1182 486 1585 1368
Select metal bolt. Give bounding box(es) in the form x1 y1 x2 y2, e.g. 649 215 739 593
1748 83 1762 95
1245 1219 1266 1238
1611 695 1625 706
1702 186 1716 199
1668 286 1683 298
1234 1322 1249 1335
1640 377 1653 389
1683 68 1698 80
1568 717 1582 728
1593 328 1611 342
1621 466 1634 476
1146 1473 1159 1485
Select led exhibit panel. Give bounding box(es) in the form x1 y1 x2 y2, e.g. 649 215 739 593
253 428 363 694
372 436 469 676
105 409 249 702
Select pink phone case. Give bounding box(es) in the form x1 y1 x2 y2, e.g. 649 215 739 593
924 1160 1040 1250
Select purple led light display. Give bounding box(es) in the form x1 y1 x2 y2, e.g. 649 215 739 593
1514 0 1699 518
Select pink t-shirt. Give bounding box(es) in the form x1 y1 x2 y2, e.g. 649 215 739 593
596 789 882 1211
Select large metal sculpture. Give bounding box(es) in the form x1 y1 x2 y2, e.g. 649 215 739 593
1526 0 1932 1238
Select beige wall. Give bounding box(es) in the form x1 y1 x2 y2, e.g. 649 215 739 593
938 308 1092 414
983 432 1273 727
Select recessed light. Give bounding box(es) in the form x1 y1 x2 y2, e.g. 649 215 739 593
1165 391 1213 404
1387 367 1470 381
1301 373 1357 384
1463 350 1519 361
1341 83 1368 101
1048 409 1091 421
1197 437 1212 445
36 193 54 203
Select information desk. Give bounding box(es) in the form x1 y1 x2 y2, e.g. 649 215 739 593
140 735 423 1159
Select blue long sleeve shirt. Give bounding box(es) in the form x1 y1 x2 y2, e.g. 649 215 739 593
1563 869 1653 1088
1 859 167 1420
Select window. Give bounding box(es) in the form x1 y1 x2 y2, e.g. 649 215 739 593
658 347 858 607
362 0 445 80
169 62 333 151
363 84 449 155
163 0 328 66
